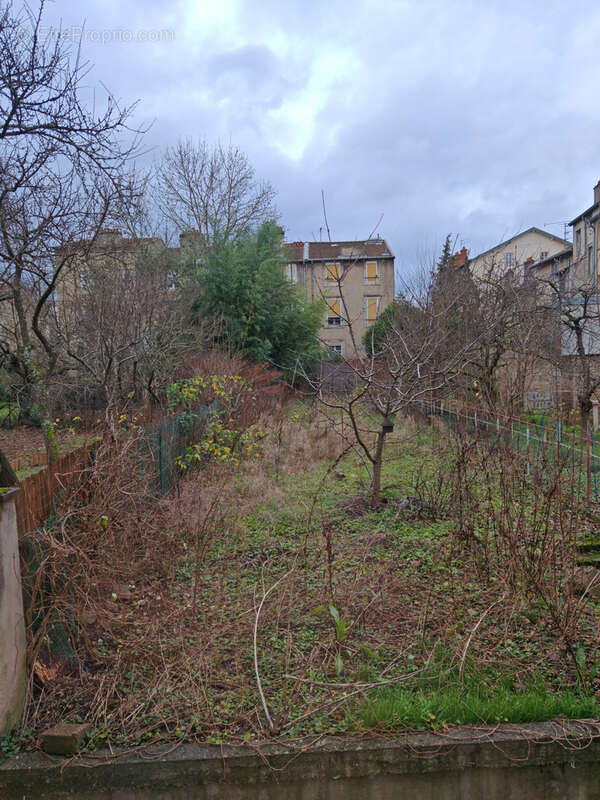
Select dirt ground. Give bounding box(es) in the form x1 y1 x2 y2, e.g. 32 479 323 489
0 425 97 462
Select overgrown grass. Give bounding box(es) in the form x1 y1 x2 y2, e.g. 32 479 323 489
17 401 600 750
355 674 599 730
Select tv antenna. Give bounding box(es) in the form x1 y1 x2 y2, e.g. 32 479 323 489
544 221 570 241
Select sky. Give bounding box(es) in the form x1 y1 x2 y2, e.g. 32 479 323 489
38 0 600 278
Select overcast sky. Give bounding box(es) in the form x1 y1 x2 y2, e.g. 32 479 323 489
40 0 600 277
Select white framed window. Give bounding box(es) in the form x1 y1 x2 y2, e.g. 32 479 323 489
540 251 548 260
326 297 343 326
325 262 342 283
328 342 344 356
364 260 378 283
364 296 381 325
505 252 513 269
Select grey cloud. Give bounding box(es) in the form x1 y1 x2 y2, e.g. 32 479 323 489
205 44 302 112
26 0 600 277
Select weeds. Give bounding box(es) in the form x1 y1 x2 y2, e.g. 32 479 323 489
14 400 600 752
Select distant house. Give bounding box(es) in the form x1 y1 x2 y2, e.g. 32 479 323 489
528 246 573 295
522 182 600 412
55 229 185 318
283 239 395 358
469 227 567 282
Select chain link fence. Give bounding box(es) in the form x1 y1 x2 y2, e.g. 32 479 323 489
415 398 600 503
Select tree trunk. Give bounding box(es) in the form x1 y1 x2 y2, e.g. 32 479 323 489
0 448 18 486
371 427 388 504
43 421 59 465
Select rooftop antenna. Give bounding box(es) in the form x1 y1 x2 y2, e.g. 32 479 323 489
544 221 570 241
321 189 332 242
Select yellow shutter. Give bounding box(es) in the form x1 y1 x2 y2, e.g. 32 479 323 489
327 263 340 281
328 298 341 317
367 297 378 323
366 261 377 282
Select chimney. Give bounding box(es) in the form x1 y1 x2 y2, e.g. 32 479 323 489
96 229 122 247
595 180 600 206
179 230 204 249
303 241 309 260
452 246 468 267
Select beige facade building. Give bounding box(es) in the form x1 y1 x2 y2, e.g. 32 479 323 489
569 180 600 288
469 227 567 281
283 239 395 358
523 181 600 411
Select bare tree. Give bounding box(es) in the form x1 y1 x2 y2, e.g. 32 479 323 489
302 267 478 504
56 232 204 411
461 266 544 414
0 1 145 462
540 270 600 438
154 138 277 250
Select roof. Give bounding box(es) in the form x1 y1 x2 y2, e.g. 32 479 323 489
471 227 567 262
56 231 166 255
569 202 599 227
284 239 394 262
527 245 573 270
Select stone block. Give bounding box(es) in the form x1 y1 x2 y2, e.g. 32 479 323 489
40 722 91 755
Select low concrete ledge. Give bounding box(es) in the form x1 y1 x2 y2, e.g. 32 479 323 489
2 721 600 799
0 486 26 738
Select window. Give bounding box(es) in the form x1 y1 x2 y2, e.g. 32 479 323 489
364 296 380 324
576 229 582 257
325 262 342 282
326 297 342 326
285 263 297 283
505 252 513 269
328 342 344 356
540 251 548 260
589 244 595 276
365 260 378 283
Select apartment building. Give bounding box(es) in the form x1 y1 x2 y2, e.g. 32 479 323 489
569 181 600 287
283 239 395 358
520 181 600 411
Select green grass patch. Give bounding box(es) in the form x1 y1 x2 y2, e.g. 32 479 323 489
353 675 599 731
16 464 46 480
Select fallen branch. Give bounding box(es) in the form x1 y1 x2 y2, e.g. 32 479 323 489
459 593 506 686
253 569 294 731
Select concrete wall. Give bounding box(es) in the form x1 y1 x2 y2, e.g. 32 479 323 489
0 488 26 736
3 722 600 799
